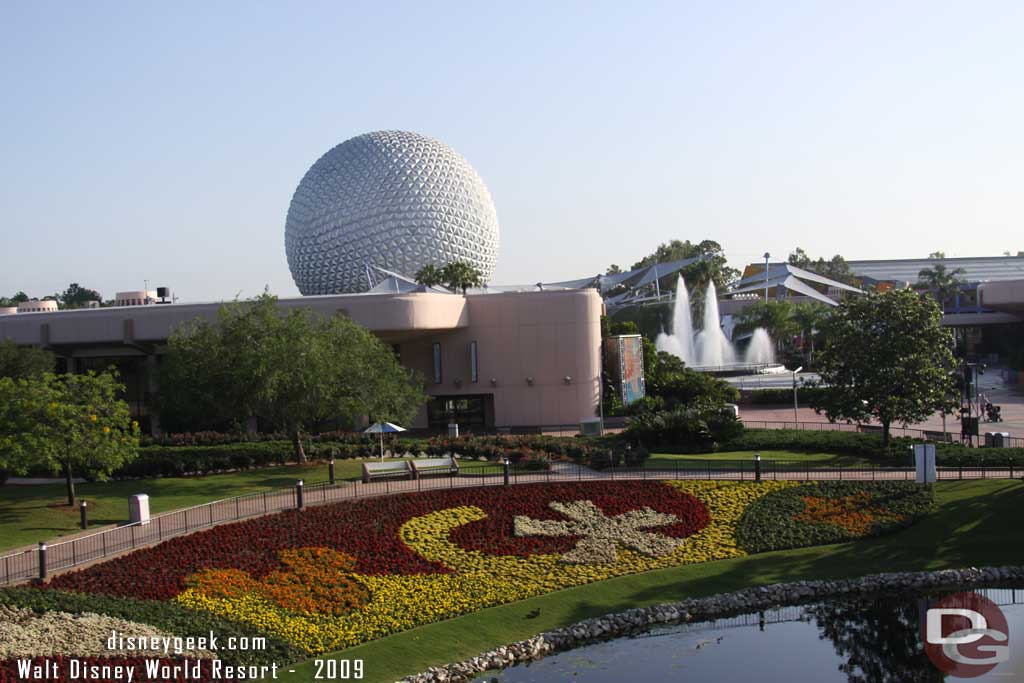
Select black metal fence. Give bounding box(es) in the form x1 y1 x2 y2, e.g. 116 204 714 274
1 459 1020 587
738 420 1024 448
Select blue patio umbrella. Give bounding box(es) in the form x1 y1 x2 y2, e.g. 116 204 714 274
363 421 407 460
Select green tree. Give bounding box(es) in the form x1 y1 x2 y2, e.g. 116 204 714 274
59 283 103 309
0 370 139 505
440 261 485 294
790 301 828 367
917 260 965 309
159 294 426 462
0 292 30 307
414 264 445 288
629 239 740 296
810 289 957 448
736 300 800 352
787 248 858 285
0 339 56 379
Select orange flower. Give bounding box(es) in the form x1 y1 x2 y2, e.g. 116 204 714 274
792 492 903 536
187 547 370 617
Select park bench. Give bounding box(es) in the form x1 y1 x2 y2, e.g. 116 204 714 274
409 456 460 479
361 460 414 483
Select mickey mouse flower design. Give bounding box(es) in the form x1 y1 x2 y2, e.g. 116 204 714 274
513 500 685 564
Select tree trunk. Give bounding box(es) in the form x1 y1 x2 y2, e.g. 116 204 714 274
881 419 891 451
64 458 76 507
291 430 307 464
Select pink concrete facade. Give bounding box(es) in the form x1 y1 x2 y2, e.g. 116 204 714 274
398 290 603 428
0 289 603 432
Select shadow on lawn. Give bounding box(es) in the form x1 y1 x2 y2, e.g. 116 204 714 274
560 481 1024 627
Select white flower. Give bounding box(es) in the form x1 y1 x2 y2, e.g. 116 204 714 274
513 500 684 564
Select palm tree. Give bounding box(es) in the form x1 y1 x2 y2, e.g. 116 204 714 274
414 264 445 288
917 262 965 311
791 302 828 368
737 301 799 353
440 261 485 294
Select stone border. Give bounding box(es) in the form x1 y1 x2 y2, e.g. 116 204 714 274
398 565 1024 682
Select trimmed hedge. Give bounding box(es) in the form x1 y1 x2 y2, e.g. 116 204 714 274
0 587 303 667
721 429 896 459
114 429 1024 480
736 481 934 553
742 386 830 405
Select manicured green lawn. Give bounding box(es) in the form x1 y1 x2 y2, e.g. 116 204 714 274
0 463 334 552
286 479 1024 683
646 449 879 470
0 458 508 552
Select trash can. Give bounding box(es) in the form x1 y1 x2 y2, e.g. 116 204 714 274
129 494 150 525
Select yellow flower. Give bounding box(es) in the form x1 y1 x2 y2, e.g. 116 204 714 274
103 426 110 434
176 481 796 654
90 414 98 422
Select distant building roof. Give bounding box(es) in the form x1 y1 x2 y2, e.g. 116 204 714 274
846 256 1024 285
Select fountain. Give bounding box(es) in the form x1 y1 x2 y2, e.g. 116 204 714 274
655 275 781 374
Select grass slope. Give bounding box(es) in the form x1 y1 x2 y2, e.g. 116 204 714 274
286 479 1024 683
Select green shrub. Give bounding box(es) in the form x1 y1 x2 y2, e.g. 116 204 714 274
736 481 933 553
743 387 830 405
625 406 745 451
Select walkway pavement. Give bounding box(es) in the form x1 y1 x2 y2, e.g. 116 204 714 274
741 377 1024 439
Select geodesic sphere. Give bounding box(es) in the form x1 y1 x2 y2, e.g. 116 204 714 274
285 130 500 294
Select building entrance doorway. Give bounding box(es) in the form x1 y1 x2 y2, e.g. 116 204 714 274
427 394 495 434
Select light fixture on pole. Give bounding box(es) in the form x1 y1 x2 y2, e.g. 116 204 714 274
763 252 771 301
792 366 803 423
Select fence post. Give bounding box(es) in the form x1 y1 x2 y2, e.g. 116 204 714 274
959 465 963 481
236 497 241 520
296 480 304 509
37 543 47 582
80 501 88 530
329 459 336 485
754 454 762 482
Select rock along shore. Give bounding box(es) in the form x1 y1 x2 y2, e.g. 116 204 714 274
397 565 1024 682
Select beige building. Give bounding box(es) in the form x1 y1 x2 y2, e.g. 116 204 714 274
0 289 603 434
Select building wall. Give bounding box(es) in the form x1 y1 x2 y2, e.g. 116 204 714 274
398 289 603 428
0 289 602 432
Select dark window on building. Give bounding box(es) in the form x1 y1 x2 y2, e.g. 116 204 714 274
433 342 442 384
470 341 478 383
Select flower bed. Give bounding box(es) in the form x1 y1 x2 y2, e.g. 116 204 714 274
735 481 934 553
13 480 931 662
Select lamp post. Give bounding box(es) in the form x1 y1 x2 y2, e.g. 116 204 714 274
763 252 771 301
792 366 803 423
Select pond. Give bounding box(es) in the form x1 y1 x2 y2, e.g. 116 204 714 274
473 588 1024 682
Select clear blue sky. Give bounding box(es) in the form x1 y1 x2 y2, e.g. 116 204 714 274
2 1 1022 301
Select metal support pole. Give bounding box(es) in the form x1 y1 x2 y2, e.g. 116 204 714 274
38 543 47 582
329 459 336 485
296 480 304 509
80 501 88 530
754 454 762 482
503 460 510 486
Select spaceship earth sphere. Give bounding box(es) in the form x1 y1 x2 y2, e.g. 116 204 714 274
285 130 500 294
